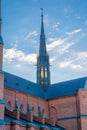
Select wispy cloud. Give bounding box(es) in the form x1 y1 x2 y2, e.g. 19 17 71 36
66 29 82 36
58 42 74 54
24 31 38 40
15 64 21 68
47 38 67 51
44 14 49 24
59 51 87 71
52 22 60 31
59 60 83 70
77 52 87 59
4 47 37 64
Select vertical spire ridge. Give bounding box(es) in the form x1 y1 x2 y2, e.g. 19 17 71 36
41 8 44 36
39 8 47 56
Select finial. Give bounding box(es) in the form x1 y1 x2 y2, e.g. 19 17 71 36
41 8 43 17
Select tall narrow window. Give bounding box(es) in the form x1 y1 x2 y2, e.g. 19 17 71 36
41 67 44 78
45 67 47 78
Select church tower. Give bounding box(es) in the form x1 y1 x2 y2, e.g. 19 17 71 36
0 0 5 121
37 9 50 91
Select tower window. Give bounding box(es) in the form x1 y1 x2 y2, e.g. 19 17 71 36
41 67 44 78
45 67 47 78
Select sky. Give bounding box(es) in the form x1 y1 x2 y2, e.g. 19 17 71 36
1 0 87 84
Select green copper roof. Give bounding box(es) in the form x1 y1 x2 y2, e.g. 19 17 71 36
47 77 87 99
4 72 46 99
5 115 65 130
4 72 87 99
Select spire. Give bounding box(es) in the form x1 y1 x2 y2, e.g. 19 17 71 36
37 9 50 91
41 8 44 36
0 0 3 44
39 8 47 56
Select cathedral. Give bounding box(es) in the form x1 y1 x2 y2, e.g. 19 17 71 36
0 1 87 130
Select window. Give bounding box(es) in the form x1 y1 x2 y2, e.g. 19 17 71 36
45 67 47 78
49 106 58 119
41 67 44 78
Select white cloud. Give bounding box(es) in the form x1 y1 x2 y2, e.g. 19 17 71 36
52 22 60 31
76 52 87 61
4 48 37 64
16 64 21 68
47 38 67 51
24 31 38 40
48 38 56 42
50 57 56 63
59 61 83 70
66 29 82 36
58 42 74 54
58 51 87 71
44 14 49 24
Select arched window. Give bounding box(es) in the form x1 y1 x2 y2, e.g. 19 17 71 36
49 106 57 119
45 67 47 78
41 67 44 78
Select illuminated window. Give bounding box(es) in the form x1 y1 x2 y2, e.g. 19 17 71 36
41 67 44 78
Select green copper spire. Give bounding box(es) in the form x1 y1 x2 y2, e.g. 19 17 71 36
37 9 50 91
39 8 47 56
0 0 4 45
41 8 44 36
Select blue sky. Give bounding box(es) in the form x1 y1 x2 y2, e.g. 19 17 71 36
2 0 87 84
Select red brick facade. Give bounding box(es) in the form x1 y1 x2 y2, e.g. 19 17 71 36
0 87 85 130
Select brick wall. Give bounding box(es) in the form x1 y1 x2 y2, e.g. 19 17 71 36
77 90 87 130
48 95 78 130
4 88 48 116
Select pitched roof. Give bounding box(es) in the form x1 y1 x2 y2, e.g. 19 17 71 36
4 72 87 99
4 72 46 99
46 77 87 99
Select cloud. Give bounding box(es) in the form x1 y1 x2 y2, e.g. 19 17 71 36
48 38 56 42
58 42 74 54
66 29 82 36
24 31 38 40
50 57 56 63
59 61 83 70
52 22 60 31
47 38 67 51
59 51 87 71
44 14 49 24
15 64 21 68
76 52 87 61
3 47 37 64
